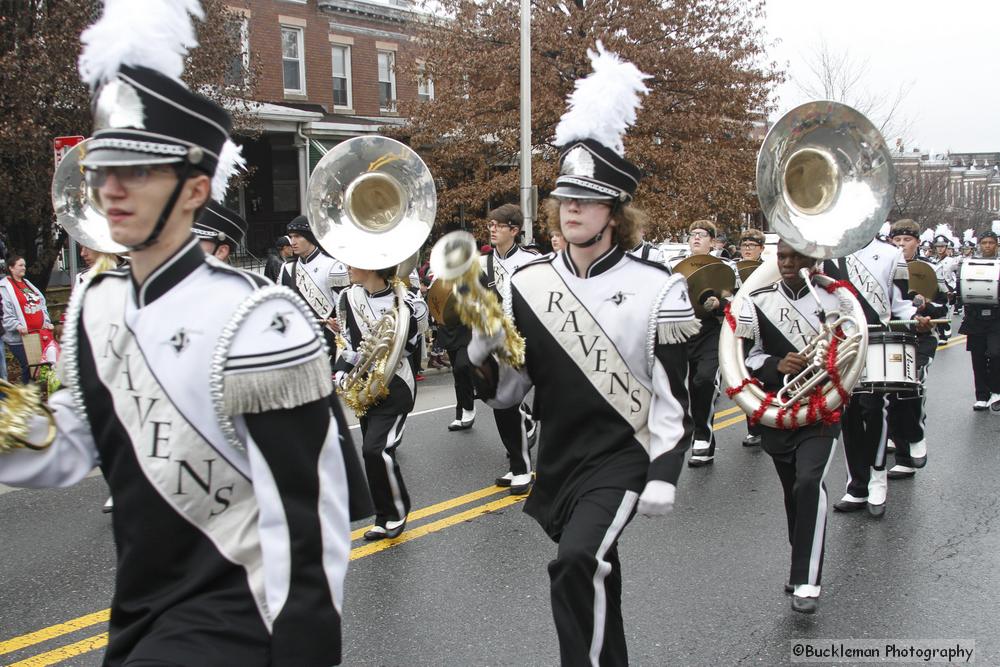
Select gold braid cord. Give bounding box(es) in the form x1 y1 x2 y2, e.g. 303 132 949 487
0 380 57 453
450 263 526 368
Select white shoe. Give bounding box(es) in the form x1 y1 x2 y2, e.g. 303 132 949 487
973 400 989 411
102 497 114 514
868 468 888 506
509 473 533 495
886 439 896 452
448 409 476 431
989 393 1000 409
910 439 927 459
692 439 711 456
793 584 821 598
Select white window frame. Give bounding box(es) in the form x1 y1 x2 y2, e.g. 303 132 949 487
417 62 434 102
331 45 352 110
281 25 306 96
377 50 397 112
224 15 250 87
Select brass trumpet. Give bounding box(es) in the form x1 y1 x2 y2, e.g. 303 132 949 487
429 231 525 367
0 380 57 452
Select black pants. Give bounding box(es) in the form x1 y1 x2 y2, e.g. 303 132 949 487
967 333 1000 401
494 403 532 475
842 392 888 498
686 324 721 452
360 411 411 525
887 357 931 465
767 433 837 587
447 346 475 418
549 487 637 667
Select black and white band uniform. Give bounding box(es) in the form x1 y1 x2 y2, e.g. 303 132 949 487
0 240 360 665
629 239 670 267
885 221 949 479
956 230 1000 410
471 243 698 664
480 238 539 494
334 280 427 540
822 238 929 516
735 248 845 613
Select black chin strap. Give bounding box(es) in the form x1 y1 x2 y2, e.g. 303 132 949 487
127 162 194 252
569 220 613 248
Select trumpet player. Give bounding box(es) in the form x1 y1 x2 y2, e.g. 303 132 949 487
824 235 931 517
481 203 538 495
469 44 698 665
736 240 844 613
886 220 948 479
335 265 427 540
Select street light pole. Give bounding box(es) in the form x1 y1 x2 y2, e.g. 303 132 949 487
519 0 533 245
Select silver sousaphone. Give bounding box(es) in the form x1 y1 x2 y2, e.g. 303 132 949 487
720 101 895 428
51 139 129 254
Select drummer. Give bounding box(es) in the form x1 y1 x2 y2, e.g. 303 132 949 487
885 219 948 480
957 230 1000 410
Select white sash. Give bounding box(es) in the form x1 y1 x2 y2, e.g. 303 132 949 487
515 264 651 438
82 283 271 625
846 255 889 319
295 261 334 320
755 289 821 352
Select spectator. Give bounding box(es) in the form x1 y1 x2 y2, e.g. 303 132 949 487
265 235 293 282
0 255 54 383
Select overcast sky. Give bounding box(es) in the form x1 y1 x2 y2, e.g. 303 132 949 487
764 0 1000 155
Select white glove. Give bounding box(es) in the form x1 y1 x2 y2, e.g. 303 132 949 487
467 327 507 366
334 370 346 388
637 480 676 517
340 349 361 366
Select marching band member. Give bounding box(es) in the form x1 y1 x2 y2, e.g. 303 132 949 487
738 228 766 447
886 220 948 479
470 44 697 665
280 215 350 348
193 200 247 264
629 232 668 265
930 234 958 341
480 203 538 495
0 2 364 663
957 230 1000 410
736 240 843 613
335 266 426 539
823 236 931 516
672 219 736 466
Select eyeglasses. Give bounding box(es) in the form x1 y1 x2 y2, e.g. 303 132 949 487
740 241 762 248
554 197 611 208
83 164 177 190
487 221 514 230
689 231 712 240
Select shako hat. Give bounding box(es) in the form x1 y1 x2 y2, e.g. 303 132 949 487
551 43 650 203
194 201 247 248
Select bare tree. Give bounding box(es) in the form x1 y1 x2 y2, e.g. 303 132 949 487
793 40 913 147
891 161 950 224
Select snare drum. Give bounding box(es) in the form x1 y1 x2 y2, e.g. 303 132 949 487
858 331 919 393
959 259 1000 306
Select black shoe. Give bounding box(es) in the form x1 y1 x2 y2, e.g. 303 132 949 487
867 502 885 518
742 434 761 447
687 456 714 468
791 595 818 614
102 497 114 514
833 499 867 512
495 472 513 487
509 473 533 495
364 518 406 541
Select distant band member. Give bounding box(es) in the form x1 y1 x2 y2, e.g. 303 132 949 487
738 227 766 447
957 230 1000 410
280 215 349 348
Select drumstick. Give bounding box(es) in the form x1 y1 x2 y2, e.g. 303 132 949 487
867 318 951 328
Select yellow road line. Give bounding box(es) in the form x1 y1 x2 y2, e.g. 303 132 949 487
350 484 508 541
6 632 108 667
349 494 526 560
713 414 747 430
0 611 108 656
713 405 742 420
937 335 967 350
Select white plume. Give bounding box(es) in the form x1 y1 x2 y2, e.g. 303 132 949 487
993 220 1000 235
212 140 246 203
964 228 976 243
554 42 651 156
79 0 205 89
879 222 890 237
919 227 935 244
934 222 958 246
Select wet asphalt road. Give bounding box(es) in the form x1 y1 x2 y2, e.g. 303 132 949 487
1 334 997 666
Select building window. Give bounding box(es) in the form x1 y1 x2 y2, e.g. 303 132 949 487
224 15 250 88
332 45 352 108
417 63 434 102
281 26 305 95
377 51 396 111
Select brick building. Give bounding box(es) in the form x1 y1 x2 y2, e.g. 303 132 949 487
892 149 1000 233
226 0 430 253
